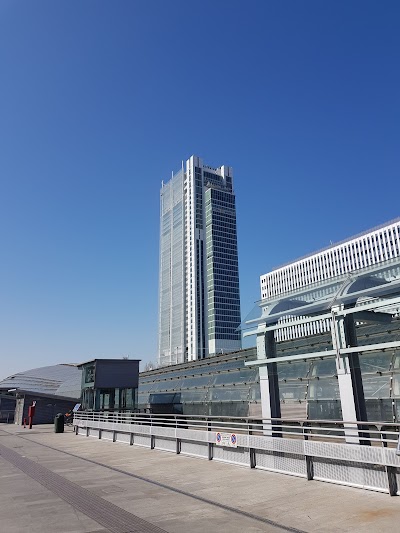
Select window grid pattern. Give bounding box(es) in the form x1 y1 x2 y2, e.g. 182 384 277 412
158 170 185 366
261 220 400 300
205 186 241 354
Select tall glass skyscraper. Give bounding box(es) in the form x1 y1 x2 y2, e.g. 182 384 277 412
158 155 241 367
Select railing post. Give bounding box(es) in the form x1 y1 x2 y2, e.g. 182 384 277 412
380 426 398 496
207 419 213 460
302 422 314 481
175 416 181 454
386 467 397 496
248 421 256 468
150 412 154 449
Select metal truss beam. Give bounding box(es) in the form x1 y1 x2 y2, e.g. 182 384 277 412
246 340 400 367
244 295 400 337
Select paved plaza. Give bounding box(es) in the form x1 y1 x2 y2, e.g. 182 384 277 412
0 423 399 532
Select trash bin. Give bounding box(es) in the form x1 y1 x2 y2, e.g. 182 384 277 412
54 413 64 433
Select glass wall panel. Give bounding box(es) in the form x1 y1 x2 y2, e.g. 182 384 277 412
362 375 391 399
149 393 177 404
308 378 340 400
179 390 208 402
209 387 249 402
279 382 307 401
392 351 400 370
209 402 248 418
360 352 392 373
180 376 213 389
393 400 400 421
161 379 183 390
150 381 179 392
249 384 261 401
184 403 208 416
213 372 243 386
278 362 310 380
310 358 337 377
308 400 342 420
138 392 150 405
392 374 400 397
365 399 393 422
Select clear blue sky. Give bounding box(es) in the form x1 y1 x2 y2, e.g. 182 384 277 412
1 1 399 379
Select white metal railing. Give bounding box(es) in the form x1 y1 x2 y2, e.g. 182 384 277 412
74 411 400 496
74 411 400 448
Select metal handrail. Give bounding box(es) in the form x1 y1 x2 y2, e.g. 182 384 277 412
73 411 400 447
73 410 400 426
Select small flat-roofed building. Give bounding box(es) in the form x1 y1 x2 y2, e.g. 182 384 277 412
78 359 140 411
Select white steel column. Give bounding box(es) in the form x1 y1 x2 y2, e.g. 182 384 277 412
256 324 281 435
331 306 366 444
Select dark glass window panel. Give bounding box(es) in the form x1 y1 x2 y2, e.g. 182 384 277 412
365 399 393 422
307 400 342 420
149 393 178 404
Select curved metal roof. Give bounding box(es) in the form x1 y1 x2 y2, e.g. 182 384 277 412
0 364 82 399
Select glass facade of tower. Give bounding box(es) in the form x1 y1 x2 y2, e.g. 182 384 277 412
205 183 241 354
158 170 185 367
158 156 241 367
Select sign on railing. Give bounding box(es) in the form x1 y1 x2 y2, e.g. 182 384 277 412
216 432 237 448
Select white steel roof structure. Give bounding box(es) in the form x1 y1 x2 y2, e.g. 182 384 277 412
246 256 400 442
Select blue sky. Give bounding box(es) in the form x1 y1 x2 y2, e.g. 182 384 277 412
1 1 399 378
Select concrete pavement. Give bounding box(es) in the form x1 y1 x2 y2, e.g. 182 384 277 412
0 423 399 532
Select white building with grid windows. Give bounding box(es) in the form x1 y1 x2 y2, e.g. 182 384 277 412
259 219 400 340
158 155 241 367
261 219 400 299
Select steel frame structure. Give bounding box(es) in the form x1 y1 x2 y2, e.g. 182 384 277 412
244 257 400 443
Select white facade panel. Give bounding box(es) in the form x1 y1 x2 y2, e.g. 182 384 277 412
260 219 400 342
261 219 400 300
